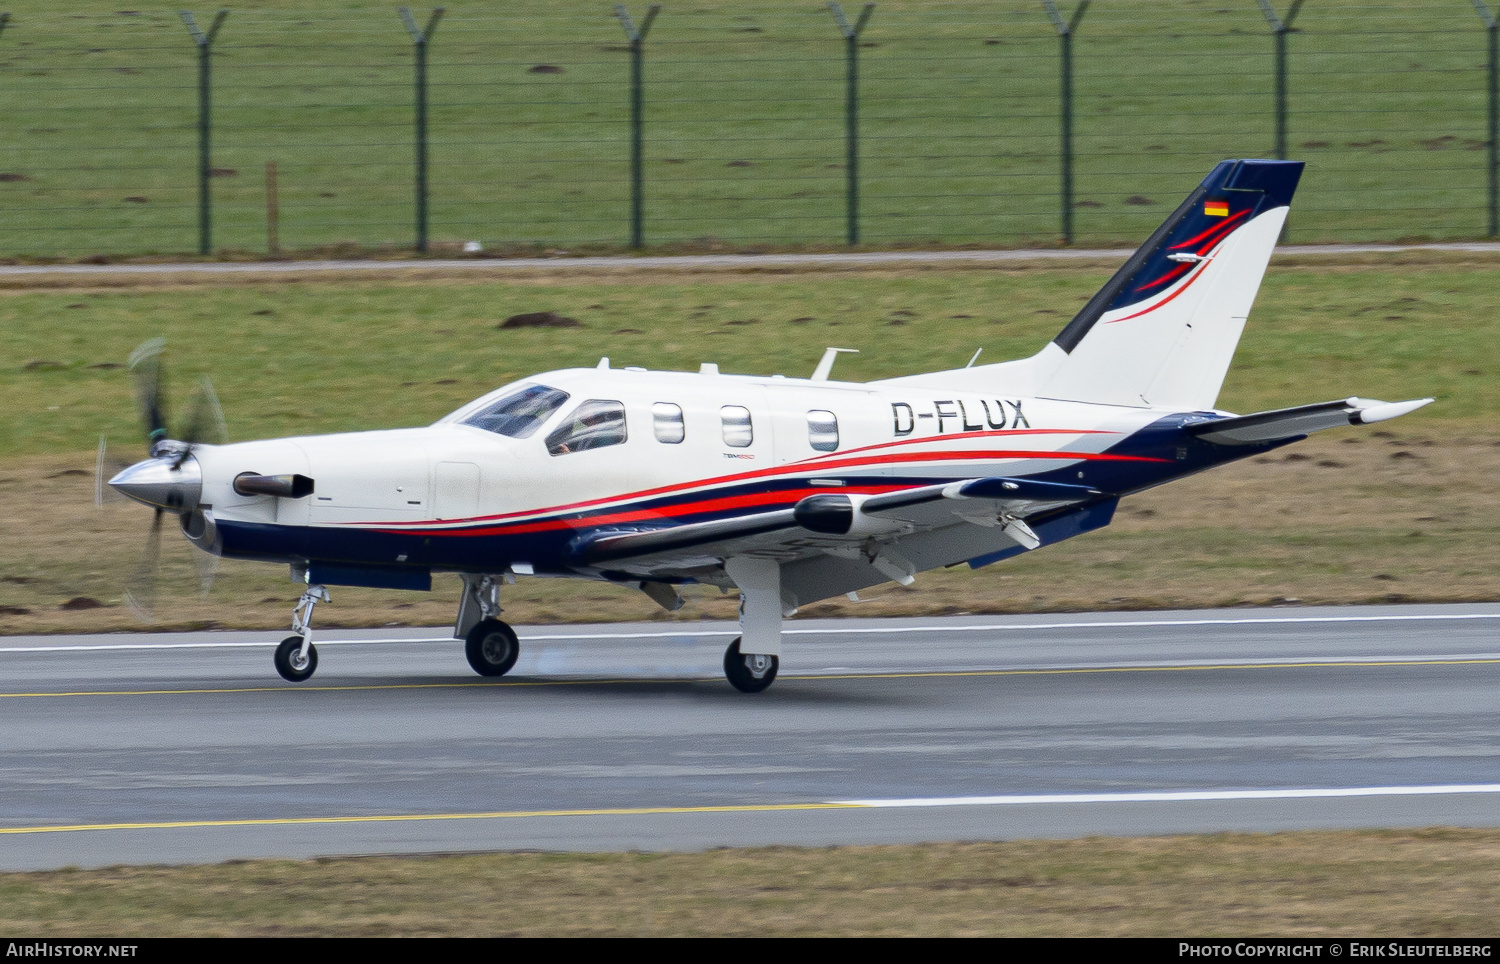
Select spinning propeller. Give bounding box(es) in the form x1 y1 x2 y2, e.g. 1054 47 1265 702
100 338 228 618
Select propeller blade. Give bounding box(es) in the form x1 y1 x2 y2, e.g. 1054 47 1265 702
124 507 163 620
193 545 220 598
95 436 107 508
128 338 168 453
174 376 228 468
94 436 134 508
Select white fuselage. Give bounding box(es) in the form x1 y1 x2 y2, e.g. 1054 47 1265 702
192 366 1171 551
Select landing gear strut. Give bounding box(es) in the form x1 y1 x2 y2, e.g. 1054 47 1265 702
274 585 329 682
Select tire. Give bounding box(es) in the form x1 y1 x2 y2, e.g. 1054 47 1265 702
465 618 520 677
274 634 318 682
723 636 778 693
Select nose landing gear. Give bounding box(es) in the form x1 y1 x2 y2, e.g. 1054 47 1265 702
274 585 329 682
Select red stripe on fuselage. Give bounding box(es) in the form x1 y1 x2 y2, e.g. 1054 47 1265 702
351 427 1115 530
348 447 1168 536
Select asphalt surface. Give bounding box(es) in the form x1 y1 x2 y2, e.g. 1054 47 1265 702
3 603 1500 871
5 241 1500 278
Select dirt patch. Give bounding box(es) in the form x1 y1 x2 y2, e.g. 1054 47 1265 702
499 310 581 329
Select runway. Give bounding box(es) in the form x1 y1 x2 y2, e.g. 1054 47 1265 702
3 603 1499 871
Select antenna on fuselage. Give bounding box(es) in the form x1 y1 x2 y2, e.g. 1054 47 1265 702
811 347 858 381
966 348 983 368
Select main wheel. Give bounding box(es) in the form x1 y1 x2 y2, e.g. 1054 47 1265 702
723 636 778 693
274 634 318 682
465 618 520 677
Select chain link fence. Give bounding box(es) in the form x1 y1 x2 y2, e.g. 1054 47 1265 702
0 1 1495 259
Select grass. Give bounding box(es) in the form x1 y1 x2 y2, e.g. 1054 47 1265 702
5 831 1500 935
0 0 1496 256
0 255 1495 634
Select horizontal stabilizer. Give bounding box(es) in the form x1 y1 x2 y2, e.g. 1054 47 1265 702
1189 396 1434 445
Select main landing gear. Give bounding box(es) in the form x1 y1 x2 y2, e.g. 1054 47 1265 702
274 585 330 682
723 637 778 693
721 556 788 694
465 618 520 676
455 574 519 678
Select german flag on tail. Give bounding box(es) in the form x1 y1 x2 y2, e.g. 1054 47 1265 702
1204 200 1230 217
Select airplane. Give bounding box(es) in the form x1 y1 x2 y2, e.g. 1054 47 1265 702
106 158 1432 692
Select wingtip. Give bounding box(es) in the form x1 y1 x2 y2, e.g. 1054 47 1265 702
1352 397 1435 425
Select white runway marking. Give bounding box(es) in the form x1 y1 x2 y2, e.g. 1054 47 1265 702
838 784 1500 808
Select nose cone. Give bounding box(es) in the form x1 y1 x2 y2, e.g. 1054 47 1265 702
108 455 202 513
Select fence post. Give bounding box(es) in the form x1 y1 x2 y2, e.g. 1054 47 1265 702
180 10 228 257
400 7 444 254
616 4 660 250
1255 0 1304 163
1475 1 1499 237
828 3 874 247
1041 1 1089 245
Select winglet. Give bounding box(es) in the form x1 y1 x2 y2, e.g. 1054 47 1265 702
1351 397 1434 425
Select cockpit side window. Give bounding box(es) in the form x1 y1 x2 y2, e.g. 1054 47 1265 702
460 384 570 439
546 399 628 455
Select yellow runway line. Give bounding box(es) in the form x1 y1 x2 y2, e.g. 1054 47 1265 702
0 802 866 836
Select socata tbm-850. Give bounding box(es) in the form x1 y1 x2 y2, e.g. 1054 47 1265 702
108 160 1430 692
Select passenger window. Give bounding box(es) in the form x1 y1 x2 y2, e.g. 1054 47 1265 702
546 399 627 455
461 384 570 439
721 405 753 448
653 402 685 444
807 410 839 452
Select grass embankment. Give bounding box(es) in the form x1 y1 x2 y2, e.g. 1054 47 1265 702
0 0 1493 256
4 831 1500 936
0 255 1495 634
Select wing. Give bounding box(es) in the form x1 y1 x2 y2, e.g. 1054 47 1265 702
567 476 1109 603
1189 396 1433 445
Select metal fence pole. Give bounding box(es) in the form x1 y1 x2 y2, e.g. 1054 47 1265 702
1255 0 1304 164
1042 0 1089 245
400 7 444 254
1475 1 1499 237
180 10 228 257
829 3 874 247
616 4 660 250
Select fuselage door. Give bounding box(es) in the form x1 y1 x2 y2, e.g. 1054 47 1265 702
434 461 481 521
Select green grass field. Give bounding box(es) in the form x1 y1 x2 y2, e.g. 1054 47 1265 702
3 255 1493 456
0 1 1496 256
5 831 1500 936
0 254 1495 634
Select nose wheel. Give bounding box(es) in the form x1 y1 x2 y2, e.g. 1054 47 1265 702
723 637 778 693
274 584 329 682
465 618 520 677
274 634 318 682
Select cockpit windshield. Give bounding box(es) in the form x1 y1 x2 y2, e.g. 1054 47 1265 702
459 383 571 438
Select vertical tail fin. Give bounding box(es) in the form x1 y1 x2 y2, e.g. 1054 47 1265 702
1036 159 1304 409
